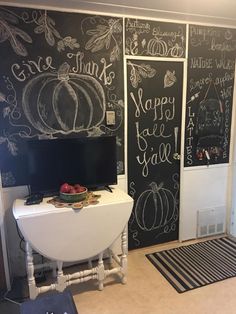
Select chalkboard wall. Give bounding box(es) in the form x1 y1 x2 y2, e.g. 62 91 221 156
184 25 236 167
127 59 183 249
0 6 124 186
1 6 236 187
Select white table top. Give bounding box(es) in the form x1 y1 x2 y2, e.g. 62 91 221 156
13 187 132 219
13 187 134 262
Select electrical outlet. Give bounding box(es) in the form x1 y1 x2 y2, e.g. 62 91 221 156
106 111 116 125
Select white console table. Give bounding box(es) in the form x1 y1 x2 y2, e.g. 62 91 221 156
13 187 133 299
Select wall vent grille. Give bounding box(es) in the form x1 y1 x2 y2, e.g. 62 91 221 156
197 207 226 238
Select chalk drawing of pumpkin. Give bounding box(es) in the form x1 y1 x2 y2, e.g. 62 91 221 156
146 37 168 57
22 62 106 134
135 182 177 231
169 43 184 58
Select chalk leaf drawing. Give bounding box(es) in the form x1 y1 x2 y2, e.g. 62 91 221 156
3 106 11 117
134 181 177 231
0 136 5 144
1 171 16 186
34 12 60 46
127 61 156 88
32 11 80 51
22 62 106 134
87 126 105 137
0 92 6 102
164 70 177 88
57 36 80 52
0 136 18 155
85 18 122 61
0 10 32 56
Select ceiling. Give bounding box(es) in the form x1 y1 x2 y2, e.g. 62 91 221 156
1 0 236 26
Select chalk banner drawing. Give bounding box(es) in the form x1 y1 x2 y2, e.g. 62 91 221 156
127 59 183 249
184 25 236 167
125 18 186 58
0 6 124 186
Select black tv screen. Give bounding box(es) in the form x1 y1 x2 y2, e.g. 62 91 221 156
27 136 117 195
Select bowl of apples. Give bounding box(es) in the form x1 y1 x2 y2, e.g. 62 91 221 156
59 183 88 202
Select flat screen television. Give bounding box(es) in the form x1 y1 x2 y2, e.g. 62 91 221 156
26 136 117 195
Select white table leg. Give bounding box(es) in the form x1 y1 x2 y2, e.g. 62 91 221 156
88 259 93 269
56 261 66 292
120 226 128 284
97 252 105 291
108 249 113 269
25 242 38 299
52 261 57 278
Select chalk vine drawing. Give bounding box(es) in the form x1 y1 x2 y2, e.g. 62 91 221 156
81 16 123 62
125 32 140 55
128 181 141 247
0 76 32 155
0 7 80 54
129 174 179 246
127 61 156 88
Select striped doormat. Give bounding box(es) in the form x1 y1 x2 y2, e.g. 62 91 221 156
146 237 236 293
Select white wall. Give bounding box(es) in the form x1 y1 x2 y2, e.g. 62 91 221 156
229 80 236 236
179 166 229 241
0 0 235 280
2 186 28 278
2 0 236 26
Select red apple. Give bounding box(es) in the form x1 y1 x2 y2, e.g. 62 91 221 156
60 183 72 193
78 186 86 193
69 187 76 194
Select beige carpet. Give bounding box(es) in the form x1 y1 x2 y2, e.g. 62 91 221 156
70 236 236 314
2 236 235 314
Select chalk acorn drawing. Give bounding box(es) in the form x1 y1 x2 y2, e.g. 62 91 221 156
134 182 176 231
22 62 106 134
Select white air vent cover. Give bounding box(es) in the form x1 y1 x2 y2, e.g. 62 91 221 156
197 207 226 238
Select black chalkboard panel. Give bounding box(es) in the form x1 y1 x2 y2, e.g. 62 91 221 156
184 25 236 167
127 59 183 249
0 6 124 187
125 18 186 57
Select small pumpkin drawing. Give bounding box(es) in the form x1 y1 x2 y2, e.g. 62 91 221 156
135 182 176 231
22 62 106 134
146 37 168 57
169 43 184 58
